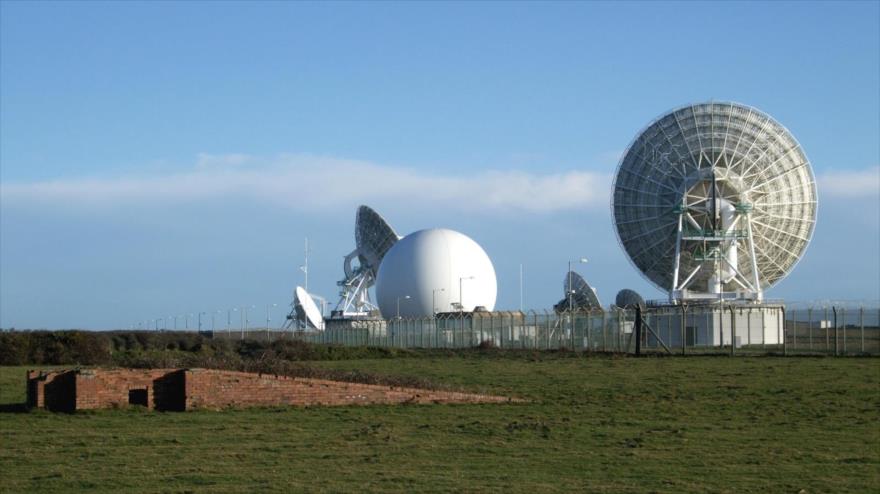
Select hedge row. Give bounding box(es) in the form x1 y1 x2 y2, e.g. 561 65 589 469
0 330 416 366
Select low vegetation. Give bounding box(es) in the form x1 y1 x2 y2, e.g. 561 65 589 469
1 347 878 492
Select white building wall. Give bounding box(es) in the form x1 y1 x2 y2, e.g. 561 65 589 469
644 305 784 348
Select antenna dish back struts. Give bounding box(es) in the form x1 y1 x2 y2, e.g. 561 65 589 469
334 206 401 317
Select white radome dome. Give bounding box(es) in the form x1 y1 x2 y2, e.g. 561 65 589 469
375 228 497 319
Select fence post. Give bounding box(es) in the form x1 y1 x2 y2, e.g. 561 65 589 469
602 311 607 352
832 307 839 356
680 305 686 355
545 310 551 350
808 307 813 351
824 307 830 353
860 307 865 354
635 306 642 356
760 307 766 351
730 307 736 357
781 307 786 356
746 306 751 348
842 308 847 355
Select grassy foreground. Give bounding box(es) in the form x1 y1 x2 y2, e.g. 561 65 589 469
1 355 878 493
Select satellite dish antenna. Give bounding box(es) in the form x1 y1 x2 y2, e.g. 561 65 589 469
335 205 401 317
355 205 400 278
612 102 817 303
554 271 602 312
294 286 324 330
615 289 646 310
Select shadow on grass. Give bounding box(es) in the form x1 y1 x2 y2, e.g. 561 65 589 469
0 403 30 413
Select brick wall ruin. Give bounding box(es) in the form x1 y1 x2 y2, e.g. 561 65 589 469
26 368 511 412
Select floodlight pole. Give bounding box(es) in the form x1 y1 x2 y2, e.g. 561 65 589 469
266 303 277 340
243 305 254 335
459 276 475 312
239 307 245 339
519 263 523 312
569 258 588 335
396 295 411 320
230 308 237 339
432 288 445 317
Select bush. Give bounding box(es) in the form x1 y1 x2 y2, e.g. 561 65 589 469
0 330 111 366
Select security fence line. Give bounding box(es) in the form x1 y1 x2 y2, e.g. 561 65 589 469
208 305 880 356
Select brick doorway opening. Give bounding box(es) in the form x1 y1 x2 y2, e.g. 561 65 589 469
128 388 148 407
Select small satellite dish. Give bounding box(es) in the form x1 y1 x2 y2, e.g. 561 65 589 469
295 286 324 330
615 289 645 310
555 271 602 312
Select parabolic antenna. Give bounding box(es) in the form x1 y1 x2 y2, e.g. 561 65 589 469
335 205 402 317
355 205 400 278
295 286 324 330
612 102 817 302
555 271 602 312
615 289 645 310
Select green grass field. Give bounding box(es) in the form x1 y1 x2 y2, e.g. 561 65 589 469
1 355 878 493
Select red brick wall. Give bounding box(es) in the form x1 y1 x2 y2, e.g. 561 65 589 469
27 370 77 412
183 369 509 410
74 369 172 410
28 368 512 412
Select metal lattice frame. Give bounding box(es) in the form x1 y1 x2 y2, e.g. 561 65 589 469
612 102 817 302
355 205 400 278
335 206 401 316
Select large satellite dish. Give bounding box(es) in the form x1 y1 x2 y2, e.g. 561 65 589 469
554 271 602 312
335 205 401 317
612 102 817 302
354 205 400 279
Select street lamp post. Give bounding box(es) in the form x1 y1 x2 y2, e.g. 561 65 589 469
395 295 411 347
519 263 524 313
242 305 255 338
432 288 445 317
266 303 277 342
231 307 238 340
396 295 411 320
459 276 475 311
568 257 589 337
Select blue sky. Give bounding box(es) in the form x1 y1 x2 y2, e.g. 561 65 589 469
1 1 878 329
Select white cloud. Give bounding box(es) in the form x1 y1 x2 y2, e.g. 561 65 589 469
195 153 254 170
0 154 611 215
817 166 880 198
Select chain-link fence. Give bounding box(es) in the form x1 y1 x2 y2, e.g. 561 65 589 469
208 304 880 356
